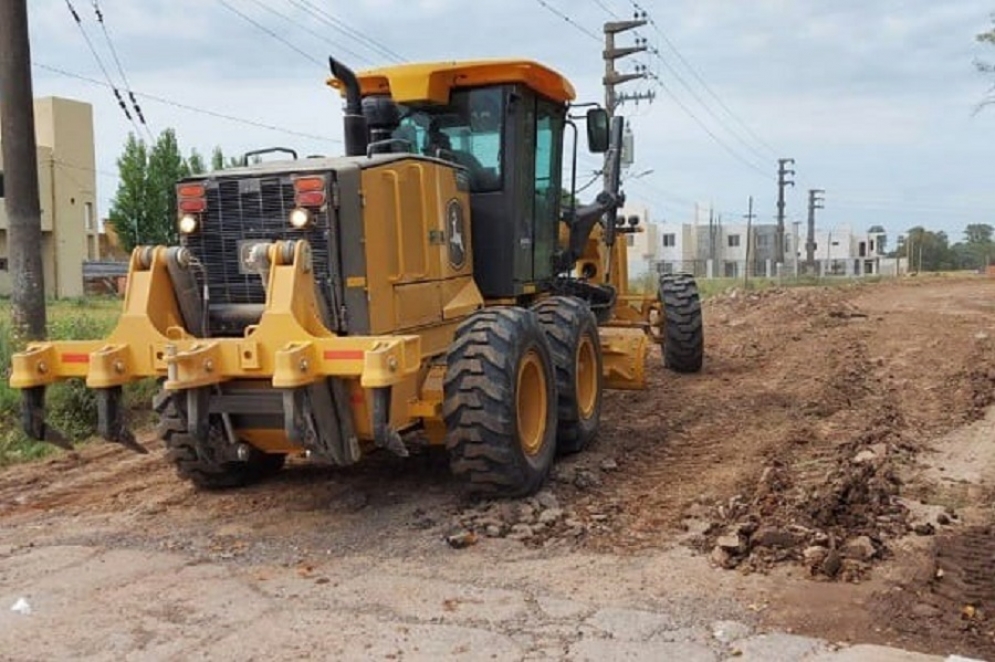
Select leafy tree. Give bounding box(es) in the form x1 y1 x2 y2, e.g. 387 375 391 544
107 134 150 253
903 226 957 272
187 149 207 176
978 17 995 106
965 223 993 244
210 146 243 171
109 129 194 252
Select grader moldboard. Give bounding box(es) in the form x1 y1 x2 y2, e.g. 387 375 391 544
10 57 703 497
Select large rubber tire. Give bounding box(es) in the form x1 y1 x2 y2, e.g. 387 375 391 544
156 395 286 490
443 308 558 497
659 273 704 373
532 296 603 454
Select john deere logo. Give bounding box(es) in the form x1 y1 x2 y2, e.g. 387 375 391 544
446 198 466 269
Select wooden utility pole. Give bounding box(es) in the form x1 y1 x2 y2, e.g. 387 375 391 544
0 0 47 339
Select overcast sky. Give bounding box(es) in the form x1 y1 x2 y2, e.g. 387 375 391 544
23 0 995 244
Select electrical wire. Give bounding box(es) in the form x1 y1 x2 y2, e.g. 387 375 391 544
632 0 780 159
63 0 143 137
643 47 771 166
216 0 325 69
243 0 375 66
534 0 601 42
33 62 342 144
289 0 407 63
590 0 619 18
645 73 772 180
90 0 153 141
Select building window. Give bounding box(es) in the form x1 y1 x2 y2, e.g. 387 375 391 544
626 234 635 247
0 171 4 198
756 235 769 248
84 202 95 231
657 262 674 274
662 233 676 247
724 261 738 277
0 258 8 271
727 234 740 248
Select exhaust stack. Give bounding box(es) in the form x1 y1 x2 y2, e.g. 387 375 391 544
329 57 369 157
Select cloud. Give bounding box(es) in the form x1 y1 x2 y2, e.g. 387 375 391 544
21 0 995 239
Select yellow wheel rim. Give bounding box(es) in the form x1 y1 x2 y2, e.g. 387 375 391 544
576 335 598 419
517 350 548 457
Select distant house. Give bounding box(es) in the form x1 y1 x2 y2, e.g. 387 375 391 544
0 97 101 298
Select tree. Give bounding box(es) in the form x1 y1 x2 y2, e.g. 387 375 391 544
964 223 993 245
187 148 206 176
904 226 957 272
108 129 193 252
976 16 995 107
211 146 243 171
107 134 149 253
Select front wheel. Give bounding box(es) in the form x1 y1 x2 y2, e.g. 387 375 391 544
443 308 558 497
659 273 704 373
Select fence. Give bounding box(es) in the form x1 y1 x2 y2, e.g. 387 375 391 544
654 257 885 280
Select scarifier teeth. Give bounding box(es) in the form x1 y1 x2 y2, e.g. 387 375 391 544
113 428 148 455
42 425 74 451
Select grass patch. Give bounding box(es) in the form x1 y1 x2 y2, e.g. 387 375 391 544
0 298 155 467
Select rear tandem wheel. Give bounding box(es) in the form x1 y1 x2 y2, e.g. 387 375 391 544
532 296 603 454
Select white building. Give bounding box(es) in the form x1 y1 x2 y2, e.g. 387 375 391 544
620 205 660 280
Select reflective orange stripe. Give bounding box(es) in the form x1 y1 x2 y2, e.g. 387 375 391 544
61 353 90 364
323 350 364 361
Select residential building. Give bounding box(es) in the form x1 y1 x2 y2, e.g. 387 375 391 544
621 205 659 280
0 97 100 298
654 215 886 279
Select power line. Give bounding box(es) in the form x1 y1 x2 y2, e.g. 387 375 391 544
646 72 771 180
33 62 341 144
289 0 407 63
63 0 143 137
632 0 779 158
590 0 620 18
242 0 375 67
90 0 153 141
643 46 772 166
216 0 325 69
534 0 601 42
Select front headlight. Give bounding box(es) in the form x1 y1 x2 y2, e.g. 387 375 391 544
178 214 198 234
289 208 311 229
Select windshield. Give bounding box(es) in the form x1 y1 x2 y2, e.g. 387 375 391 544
394 87 504 192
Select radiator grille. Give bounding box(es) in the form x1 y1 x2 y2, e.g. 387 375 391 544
181 175 332 307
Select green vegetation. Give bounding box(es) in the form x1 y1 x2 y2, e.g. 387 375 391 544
0 298 156 467
895 224 994 272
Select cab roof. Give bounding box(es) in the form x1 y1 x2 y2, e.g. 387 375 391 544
327 60 576 105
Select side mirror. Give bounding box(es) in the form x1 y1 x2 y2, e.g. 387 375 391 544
586 108 609 153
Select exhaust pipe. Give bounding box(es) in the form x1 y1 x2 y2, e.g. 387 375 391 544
329 57 369 157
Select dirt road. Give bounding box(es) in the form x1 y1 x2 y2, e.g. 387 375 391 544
2 276 994 660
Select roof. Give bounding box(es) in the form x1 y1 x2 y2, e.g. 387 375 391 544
327 60 576 105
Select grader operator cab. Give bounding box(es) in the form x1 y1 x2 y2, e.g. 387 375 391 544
10 57 703 496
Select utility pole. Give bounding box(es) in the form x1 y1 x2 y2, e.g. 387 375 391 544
806 189 825 274
776 158 795 263
602 16 654 189
743 195 755 287
0 0 47 340
792 220 801 277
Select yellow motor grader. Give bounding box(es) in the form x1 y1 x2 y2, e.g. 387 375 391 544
9 57 703 496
